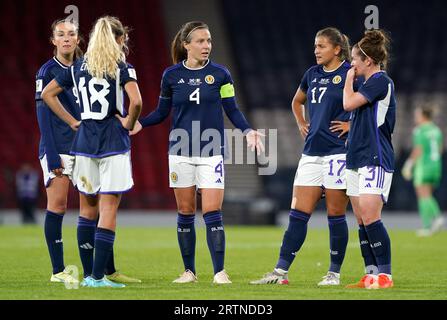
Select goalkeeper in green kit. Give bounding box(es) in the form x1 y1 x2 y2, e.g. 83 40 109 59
402 105 444 236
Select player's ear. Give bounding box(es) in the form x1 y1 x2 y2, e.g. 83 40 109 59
334 45 341 57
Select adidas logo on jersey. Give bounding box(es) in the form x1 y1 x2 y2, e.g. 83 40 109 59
80 243 93 249
215 178 222 183
312 78 317 83
178 78 185 84
335 179 343 184
365 183 372 188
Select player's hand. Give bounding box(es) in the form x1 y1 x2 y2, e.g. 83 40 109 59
330 120 350 138
129 121 142 136
70 120 81 131
297 120 309 139
246 130 265 156
401 160 413 181
51 158 65 177
347 67 356 80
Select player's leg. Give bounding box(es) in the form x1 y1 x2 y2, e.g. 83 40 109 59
357 167 393 289
41 154 76 283
169 155 198 283
172 186 198 283
45 175 70 281
316 154 349 285
77 193 98 280
318 188 349 285
201 188 230 284
415 183 443 235
195 155 229 283
345 195 379 288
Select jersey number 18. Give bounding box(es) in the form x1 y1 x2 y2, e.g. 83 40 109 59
78 77 110 120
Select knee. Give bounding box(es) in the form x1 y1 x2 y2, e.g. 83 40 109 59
178 203 196 214
47 200 67 214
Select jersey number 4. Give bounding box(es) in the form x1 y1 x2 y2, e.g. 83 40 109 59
189 88 200 105
78 77 110 120
311 87 327 103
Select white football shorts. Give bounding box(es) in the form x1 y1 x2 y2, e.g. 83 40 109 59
73 151 133 195
346 166 393 203
168 155 224 189
40 153 75 187
294 153 347 189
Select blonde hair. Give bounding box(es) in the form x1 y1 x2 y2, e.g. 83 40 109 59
85 16 129 79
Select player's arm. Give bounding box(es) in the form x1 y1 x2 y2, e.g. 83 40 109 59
291 88 308 139
221 84 265 155
122 81 142 131
36 101 63 171
343 68 368 111
36 73 63 172
137 96 172 128
42 79 80 131
329 120 350 138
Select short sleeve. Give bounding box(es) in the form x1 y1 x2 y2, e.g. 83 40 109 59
358 74 388 103
35 70 53 101
120 63 138 86
299 69 310 93
54 66 75 91
160 71 172 99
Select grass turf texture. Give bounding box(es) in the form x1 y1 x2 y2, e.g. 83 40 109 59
0 226 446 300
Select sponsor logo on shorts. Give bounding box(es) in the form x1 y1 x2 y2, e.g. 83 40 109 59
365 183 372 188
215 178 222 184
170 172 178 183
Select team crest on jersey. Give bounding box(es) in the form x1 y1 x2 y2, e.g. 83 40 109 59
205 75 215 84
188 78 202 86
332 75 342 84
170 172 178 183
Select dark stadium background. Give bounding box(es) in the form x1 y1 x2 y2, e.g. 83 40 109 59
0 0 445 218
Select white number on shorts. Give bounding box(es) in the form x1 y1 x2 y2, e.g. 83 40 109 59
189 88 200 105
78 77 110 120
311 87 327 103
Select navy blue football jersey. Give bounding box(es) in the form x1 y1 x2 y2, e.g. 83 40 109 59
35 57 80 159
299 61 352 156
160 60 240 157
55 58 137 157
346 71 396 171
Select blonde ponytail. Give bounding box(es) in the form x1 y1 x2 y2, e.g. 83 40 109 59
85 17 126 79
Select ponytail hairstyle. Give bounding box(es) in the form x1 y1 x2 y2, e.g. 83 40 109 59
84 16 130 79
50 18 84 60
171 21 209 64
316 27 351 62
354 29 391 70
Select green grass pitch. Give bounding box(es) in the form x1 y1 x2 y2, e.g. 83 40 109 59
0 225 446 300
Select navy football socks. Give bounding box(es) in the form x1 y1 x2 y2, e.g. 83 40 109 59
358 224 378 274
44 210 65 274
276 209 311 271
92 228 115 280
365 220 391 275
327 215 349 273
204 211 225 274
177 213 196 274
77 216 96 277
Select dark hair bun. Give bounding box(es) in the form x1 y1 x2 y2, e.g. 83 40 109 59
364 30 389 47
